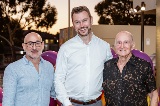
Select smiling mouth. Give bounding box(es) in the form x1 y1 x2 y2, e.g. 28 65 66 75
80 26 88 30
31 50 38 53
80 28 86 31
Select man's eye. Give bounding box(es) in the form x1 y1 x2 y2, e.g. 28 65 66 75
36 42 41 45
124 41 128 44
83 19 87 22
117 41 121 44
75 21 79 24
36 42 40 44
28 42 33 45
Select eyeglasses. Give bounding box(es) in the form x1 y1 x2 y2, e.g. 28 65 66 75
24 41 42 48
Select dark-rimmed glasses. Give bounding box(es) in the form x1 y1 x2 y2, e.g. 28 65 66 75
24 41 42 48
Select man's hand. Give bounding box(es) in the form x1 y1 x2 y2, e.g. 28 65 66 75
150 89 159 106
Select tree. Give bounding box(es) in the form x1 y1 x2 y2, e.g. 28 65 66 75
0 0 57 61
94 0 156 25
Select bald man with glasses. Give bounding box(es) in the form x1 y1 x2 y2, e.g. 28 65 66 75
2 32 56 106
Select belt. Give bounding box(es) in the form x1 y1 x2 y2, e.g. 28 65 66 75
69 95 101 105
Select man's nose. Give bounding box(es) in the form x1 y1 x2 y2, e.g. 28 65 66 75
120 43 124 48
32 43 36 49
80 21 84 27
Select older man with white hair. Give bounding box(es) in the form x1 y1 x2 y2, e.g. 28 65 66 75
103 31 158 106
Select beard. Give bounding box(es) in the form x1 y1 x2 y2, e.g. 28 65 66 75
77 27 91 37
25 49 42 60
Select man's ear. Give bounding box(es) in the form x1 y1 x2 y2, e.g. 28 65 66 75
41 41 45 50
90 16 93 24
131 42 135 50
22 43 26 51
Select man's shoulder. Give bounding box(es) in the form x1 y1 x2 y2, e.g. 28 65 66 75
106 58 116 62
42 59 53 67
4 58 24 73
133 55 151 66
94 36 110 46
104 58 116 65
128 55 152 73
7 58 24 67
60 36 77 48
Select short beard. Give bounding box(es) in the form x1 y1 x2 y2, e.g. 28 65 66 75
77 27 92 37
25 51 42 60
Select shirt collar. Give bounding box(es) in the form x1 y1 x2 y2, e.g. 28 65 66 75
127 54 138 66
76 32 96 45
23 55 44 65
113 54 137 66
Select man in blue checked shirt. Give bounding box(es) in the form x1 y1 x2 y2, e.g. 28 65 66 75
2 32 56 106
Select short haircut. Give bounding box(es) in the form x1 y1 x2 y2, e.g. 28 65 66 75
114 31 134 45
71 6 91 21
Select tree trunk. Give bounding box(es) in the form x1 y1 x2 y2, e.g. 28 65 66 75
7 24 16 62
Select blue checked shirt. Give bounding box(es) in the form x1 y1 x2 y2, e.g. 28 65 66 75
2 56 55 106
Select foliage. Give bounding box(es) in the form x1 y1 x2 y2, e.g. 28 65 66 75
0 0 57 60
94 0 156 25
0 0 57 46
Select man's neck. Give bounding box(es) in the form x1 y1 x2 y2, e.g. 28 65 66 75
79 33 92 45
25 55 40 72
117 53 132 73
25 55 40 64
118 53 132 65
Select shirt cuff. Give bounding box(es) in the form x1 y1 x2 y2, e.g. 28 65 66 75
64 98 72 106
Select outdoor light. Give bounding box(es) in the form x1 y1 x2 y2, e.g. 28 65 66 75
20 51 24 55
134 5 141 12
141 2 146 11
134 2 146 52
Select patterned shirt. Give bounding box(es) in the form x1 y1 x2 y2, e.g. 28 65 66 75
103 55 156 106
2 56 55 106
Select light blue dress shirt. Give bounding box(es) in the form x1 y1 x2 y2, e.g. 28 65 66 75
2 56 55 106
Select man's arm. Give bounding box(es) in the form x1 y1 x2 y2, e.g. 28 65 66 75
149 89 159 106
106 43 113 61
50 75 56 99
54 47 72 106
2 64 17 106
145 62 158 106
